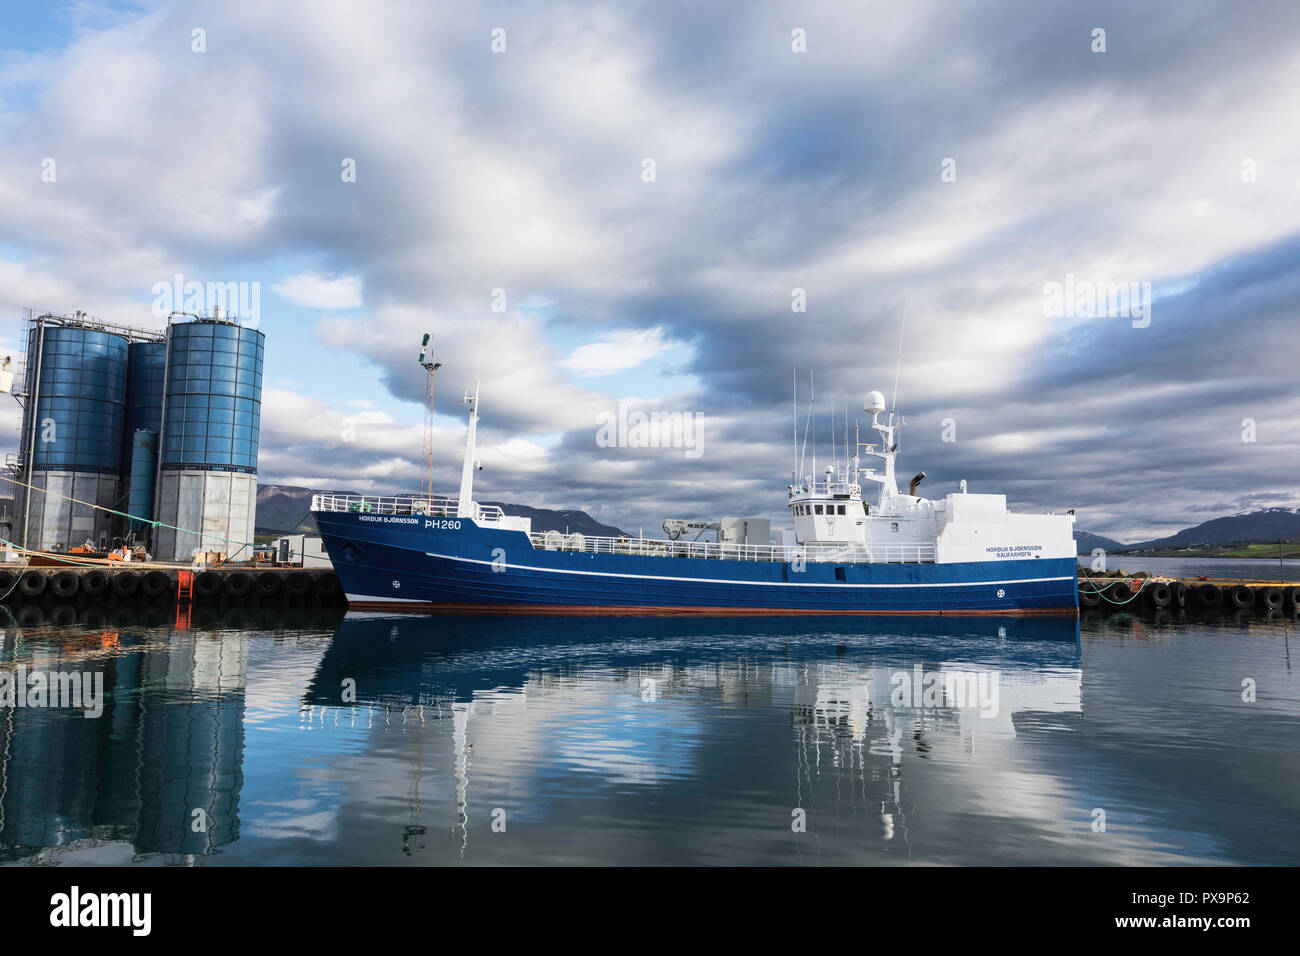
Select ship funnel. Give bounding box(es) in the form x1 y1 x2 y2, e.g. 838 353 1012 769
909 471 926 496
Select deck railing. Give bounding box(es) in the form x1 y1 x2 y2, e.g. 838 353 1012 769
311 493 505 524
527 531 934 565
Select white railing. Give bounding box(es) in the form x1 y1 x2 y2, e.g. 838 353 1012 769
311 493 505 524
788 479 861 498
527 531 935 565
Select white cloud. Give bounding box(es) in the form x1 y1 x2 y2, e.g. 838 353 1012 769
559 327 678 377
272 273 363 310
1 1 1297 538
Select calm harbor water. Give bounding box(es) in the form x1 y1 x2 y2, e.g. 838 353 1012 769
1079 555 1300 581
1 604 1296 866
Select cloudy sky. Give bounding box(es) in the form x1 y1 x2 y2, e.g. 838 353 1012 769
2 0 1297 542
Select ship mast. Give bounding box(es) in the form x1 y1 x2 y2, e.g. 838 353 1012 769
456 379 481 518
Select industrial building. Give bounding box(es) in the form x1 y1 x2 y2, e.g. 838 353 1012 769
7 308 264 562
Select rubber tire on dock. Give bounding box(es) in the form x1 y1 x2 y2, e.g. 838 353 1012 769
315 572 341 598
18 570 47 598
0 570 14 595
50 570 80 600
112 571 141 597
1228 585 1254 610
1078 588 1101 608
1289 588 1300 610
1256 587 1283 611
1196 584 1222 608
1110 581 1134 602
286 571 313 598
141 570 171 598
194 571 223 601
224 571 252 599
1170 581 1188 608
254 572 282 598
82 569 110 597
1148 582 1172 608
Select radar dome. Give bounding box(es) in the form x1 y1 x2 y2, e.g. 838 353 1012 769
865 390 886 415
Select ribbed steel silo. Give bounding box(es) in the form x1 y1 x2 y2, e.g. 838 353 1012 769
122 341 166 535
12 314 131 551
152 314 264 561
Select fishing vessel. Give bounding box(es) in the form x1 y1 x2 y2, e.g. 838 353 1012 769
312 360 1078 615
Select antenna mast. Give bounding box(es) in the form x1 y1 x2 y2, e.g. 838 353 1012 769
890 303 907 454
891 303 907 419
417 333 442 503
792 368 798 481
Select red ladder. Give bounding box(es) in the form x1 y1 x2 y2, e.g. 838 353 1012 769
175 570 193 629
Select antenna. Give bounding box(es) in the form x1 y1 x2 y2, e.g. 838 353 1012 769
792 368 798 482
890 302 907 418
890 303 907 455
418 333 442 503
798 370 814 478
810 371 816 479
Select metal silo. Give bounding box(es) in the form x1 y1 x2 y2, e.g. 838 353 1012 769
122 341 166 536
152 313 264 562
11 313 131 551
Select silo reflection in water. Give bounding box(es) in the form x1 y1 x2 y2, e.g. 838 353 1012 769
135 632 247 855
0 629 248 862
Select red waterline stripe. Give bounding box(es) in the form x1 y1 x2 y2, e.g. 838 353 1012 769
344 600 1079 617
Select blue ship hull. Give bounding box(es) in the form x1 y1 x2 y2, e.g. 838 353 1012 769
314 512 1079 615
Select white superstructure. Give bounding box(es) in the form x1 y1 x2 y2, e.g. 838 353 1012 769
787 390 1075 565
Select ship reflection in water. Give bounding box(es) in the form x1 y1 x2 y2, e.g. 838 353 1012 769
2 610 1297 865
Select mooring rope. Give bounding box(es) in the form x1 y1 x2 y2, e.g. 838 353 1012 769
1078 577 1152 606
0 472 260 555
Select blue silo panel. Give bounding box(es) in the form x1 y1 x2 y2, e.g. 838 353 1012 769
159 320 264 473
127 430 157 529
27 325 129 474
121 341 166 479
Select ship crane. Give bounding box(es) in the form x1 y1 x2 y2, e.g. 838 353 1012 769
663 519 722 542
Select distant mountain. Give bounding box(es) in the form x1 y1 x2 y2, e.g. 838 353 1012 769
254 484 629 538
480 502 628 538
1074 530 1124 554
255 484 349 534
1118 507 1300 552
